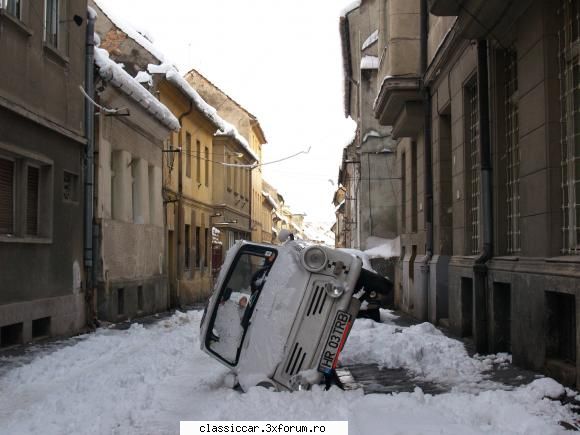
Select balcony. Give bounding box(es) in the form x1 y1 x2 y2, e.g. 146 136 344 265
428 0 534 40
374 76 422 126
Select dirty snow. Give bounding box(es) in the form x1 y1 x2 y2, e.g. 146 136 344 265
0 310 575 435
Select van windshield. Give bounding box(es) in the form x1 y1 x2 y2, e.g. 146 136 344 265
206 246 277 365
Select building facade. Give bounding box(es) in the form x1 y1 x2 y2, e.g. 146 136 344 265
183 69 269 243
92 44 178 322
364 0 580 387
340 0 401 251
0 0 88 345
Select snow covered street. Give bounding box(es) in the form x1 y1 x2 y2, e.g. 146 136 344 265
0 310 577 435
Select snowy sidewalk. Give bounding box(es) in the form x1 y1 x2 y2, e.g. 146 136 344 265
0 309 578 435
339 311 538 395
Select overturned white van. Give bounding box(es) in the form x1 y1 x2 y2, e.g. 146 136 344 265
199 237 392 392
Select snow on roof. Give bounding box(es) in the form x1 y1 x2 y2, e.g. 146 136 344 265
361 55 379 70
262 191 279 210
362 29 379 51
94 0 166 63
94 47 179 132
340 0 361 17
135 71 152 86
148 63 260 162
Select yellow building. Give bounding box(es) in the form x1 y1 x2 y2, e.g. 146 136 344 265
150 65 228 305
184 69 269 243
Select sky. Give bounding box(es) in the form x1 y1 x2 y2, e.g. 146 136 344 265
97 0 357 224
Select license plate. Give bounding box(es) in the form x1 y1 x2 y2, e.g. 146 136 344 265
318 310 352 373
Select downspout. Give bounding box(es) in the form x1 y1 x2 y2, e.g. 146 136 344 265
172 100 193 308
474 39 493 353
420 0 433 321
83 10 96 328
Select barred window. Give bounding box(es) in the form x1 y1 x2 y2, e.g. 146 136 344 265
504 50 521 254
465 78 480 255
558 0 580 254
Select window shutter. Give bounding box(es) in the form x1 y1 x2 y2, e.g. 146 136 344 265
26 166 39 236
0 158 14 234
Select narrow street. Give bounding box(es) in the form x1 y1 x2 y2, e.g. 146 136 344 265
0 310 576 435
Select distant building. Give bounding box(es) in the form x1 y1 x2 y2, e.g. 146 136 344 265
184 69 269 243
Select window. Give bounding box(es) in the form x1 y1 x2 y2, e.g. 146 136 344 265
558 0 580 254
226 154 231 189
465 78 480 255
26 166 39 236
0 158 14 235
401 152 406 233
1 0 21 19
0 151 53 241
205 146 209 187
195 226 201 268
504 50 521 254
411 141 418 233
185 224 191 269
205 227 209 268
196 141 201 183
45 0 68 52
185 133 191 178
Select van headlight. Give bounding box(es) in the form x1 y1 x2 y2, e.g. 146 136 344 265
301 246 328 272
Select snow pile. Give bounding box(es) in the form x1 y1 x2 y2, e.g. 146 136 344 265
364 236 400 259
147 63 259 162
94 0 166 62
94 47 179 131
362 30 379 51
360 55 379 70
262 191 279 209
341 311 493 389
0 308 576 435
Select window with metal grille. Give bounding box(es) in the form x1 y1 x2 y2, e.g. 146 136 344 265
1 0 21 19
401 152 406 233
0 158 14 235
26 166 39 235
558 0 580 254
505 50 521 254
465 78 480 255
411 141 418 233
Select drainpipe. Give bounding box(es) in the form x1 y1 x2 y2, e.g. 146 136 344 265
419 0 433 321
473 39 493 353
83 10 96 328
172 101 193 308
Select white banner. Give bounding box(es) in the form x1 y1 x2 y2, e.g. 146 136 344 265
181 421 348 435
